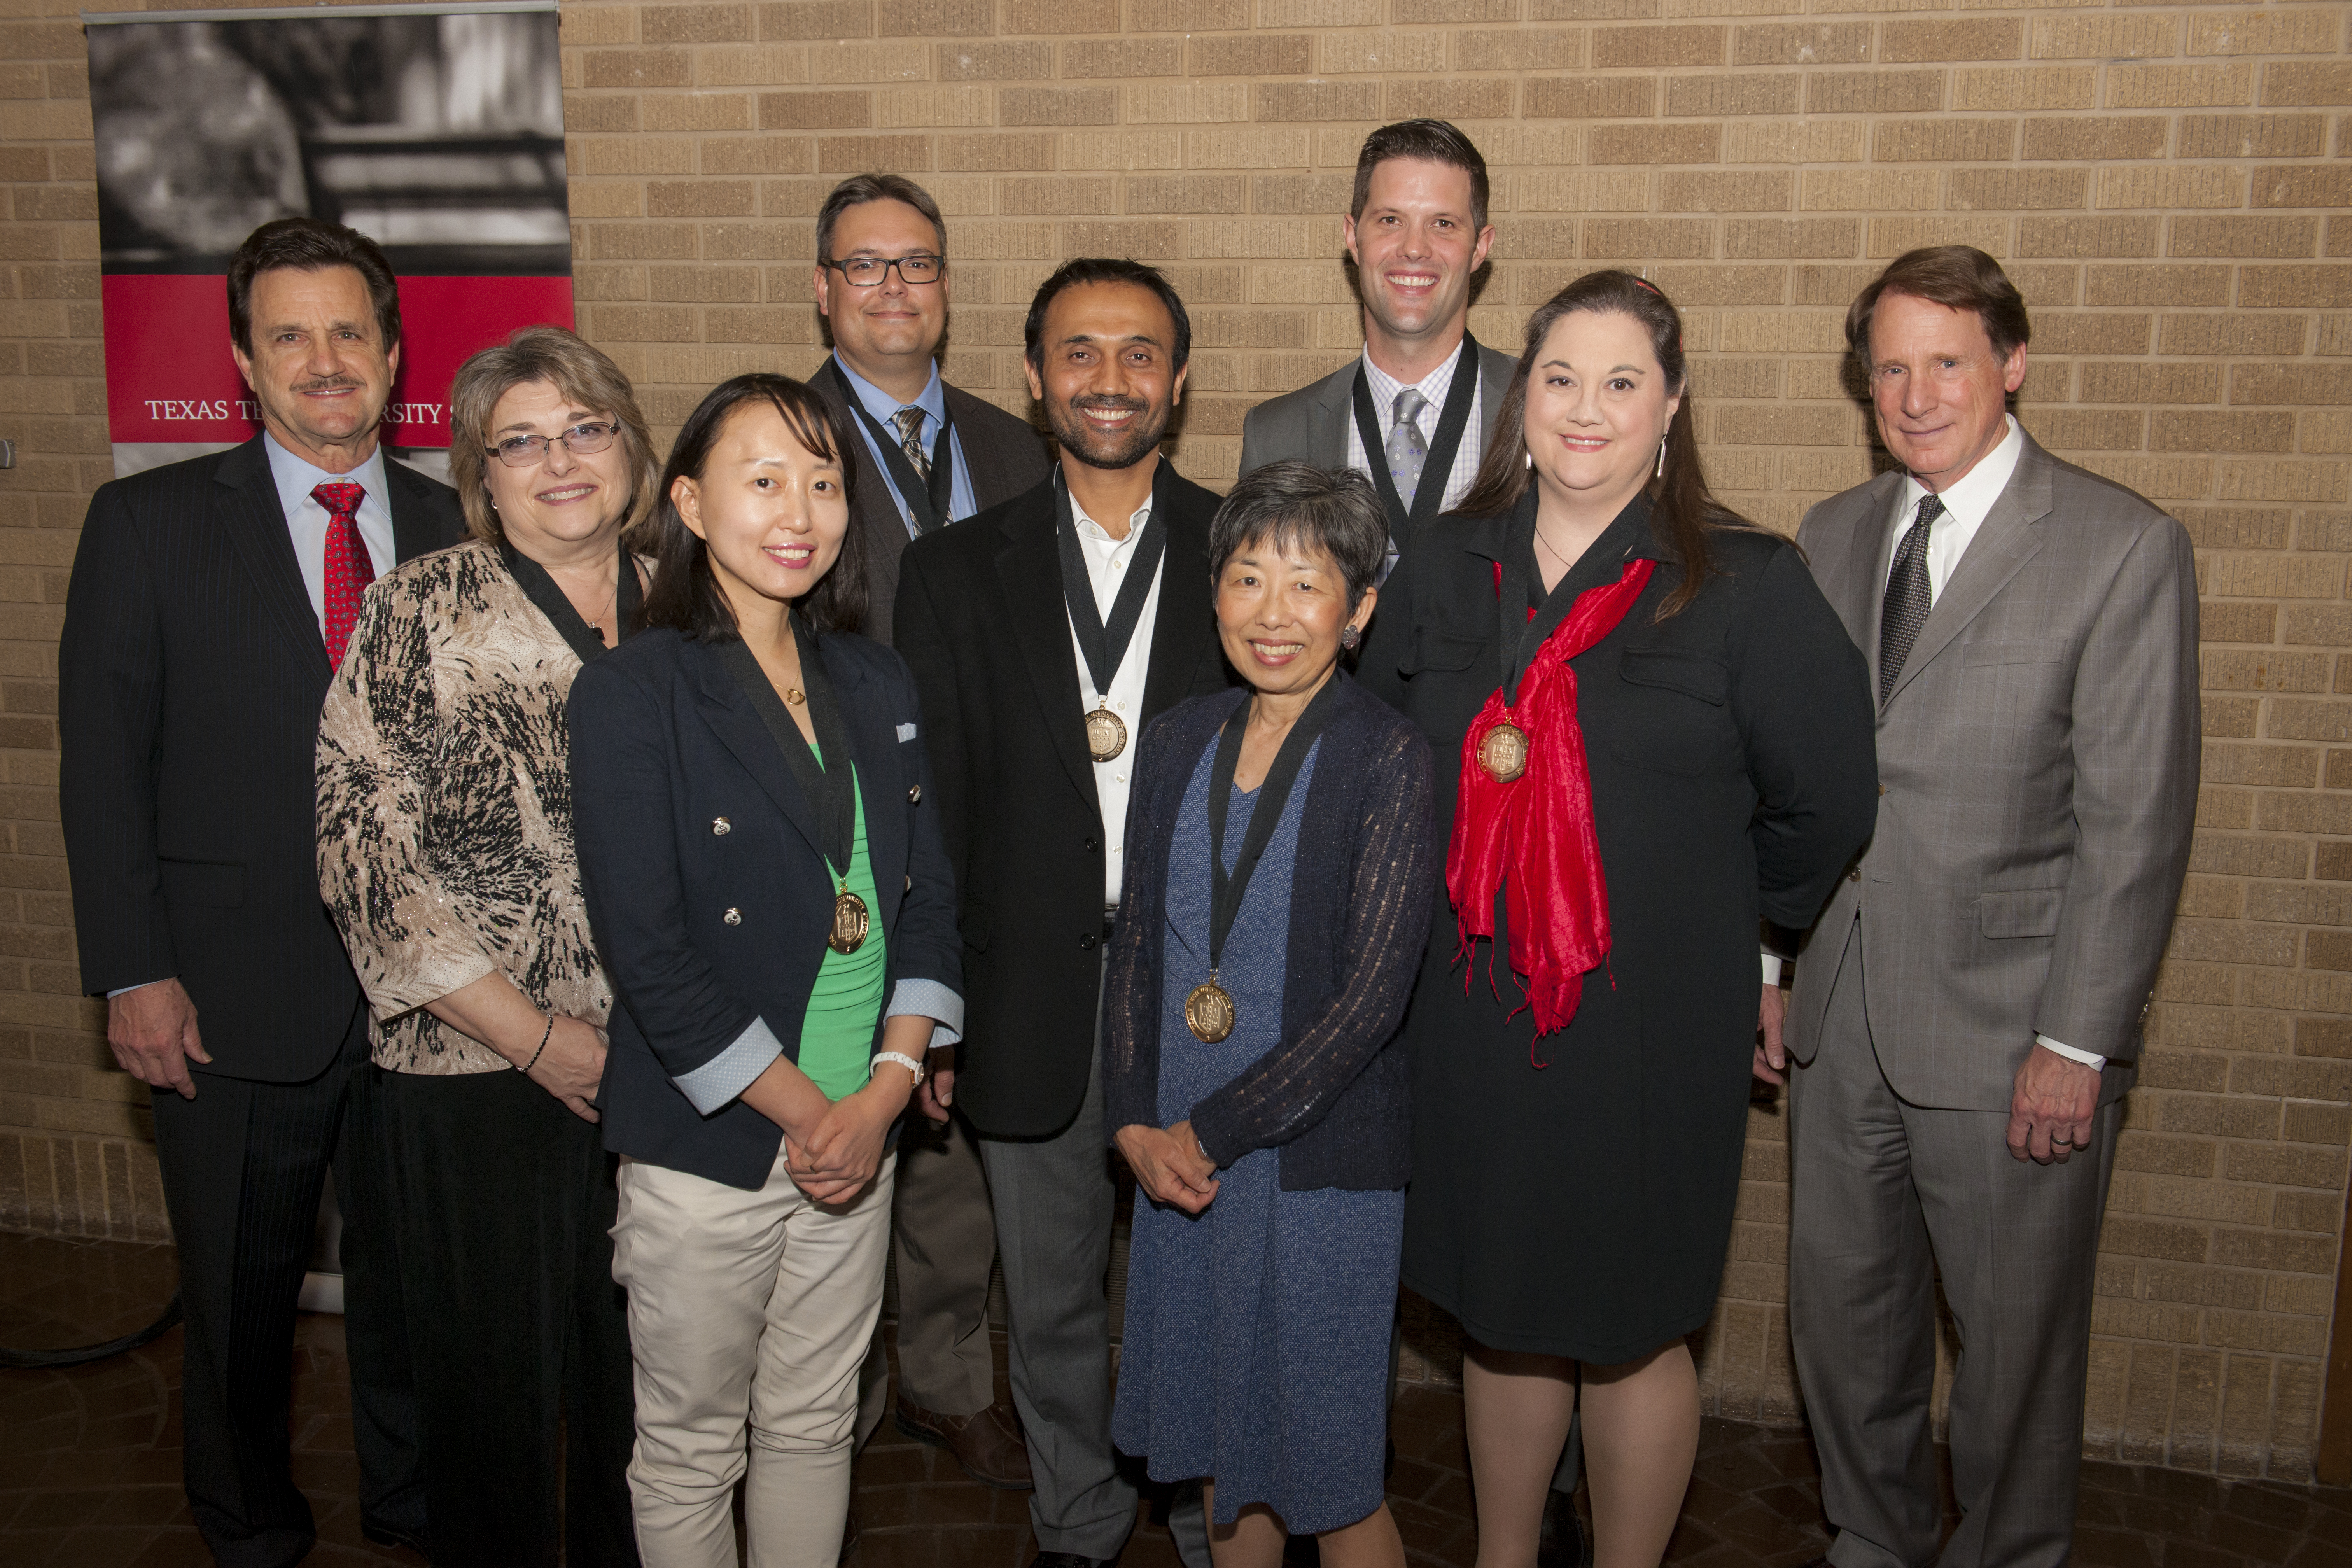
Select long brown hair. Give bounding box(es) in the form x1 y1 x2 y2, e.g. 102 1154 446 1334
1456 270 1759 620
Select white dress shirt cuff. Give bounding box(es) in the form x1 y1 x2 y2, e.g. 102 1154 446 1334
886 978 964 1054
2036 1034 2107 1071
106 979 173 999
1759 951 1785 988
672 1015 785 1114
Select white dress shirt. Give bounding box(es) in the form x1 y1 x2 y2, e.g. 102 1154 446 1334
1065 472 1164 911
1771 415 2099 1069
1343 338 1486 518
263 433 398 635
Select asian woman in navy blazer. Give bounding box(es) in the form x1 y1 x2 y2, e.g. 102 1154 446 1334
568 374 961 1568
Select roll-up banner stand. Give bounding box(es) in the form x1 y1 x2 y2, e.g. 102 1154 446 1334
85 0 574 483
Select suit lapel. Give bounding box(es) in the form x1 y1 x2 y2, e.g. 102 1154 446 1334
1140 460 1216 722
384 458 448 564
215 437 333 684
827 642 908 901
946 385 1026 511
1476 343 1514 444
1307 362 1353 470
1884 440 2054 707
687 644 826 860
996 487 1100 806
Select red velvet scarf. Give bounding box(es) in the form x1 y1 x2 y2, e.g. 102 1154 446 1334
1446 557 1657 1040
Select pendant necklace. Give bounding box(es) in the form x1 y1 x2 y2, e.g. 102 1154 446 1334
1054 467 1167 762
717 623 870 954
1188 678 1345 1043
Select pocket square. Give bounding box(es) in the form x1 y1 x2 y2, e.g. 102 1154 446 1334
897 723 918 742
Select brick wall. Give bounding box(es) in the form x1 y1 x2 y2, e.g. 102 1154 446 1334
3 0 2350 1480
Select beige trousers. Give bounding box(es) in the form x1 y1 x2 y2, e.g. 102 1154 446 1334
612 1150 896 1568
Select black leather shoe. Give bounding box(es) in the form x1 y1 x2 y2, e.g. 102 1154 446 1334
362 1519 431 1558
1030 1553 1110 1568
1537 1490 1591 1568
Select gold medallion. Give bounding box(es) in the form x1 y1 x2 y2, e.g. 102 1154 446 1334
1478 719 1530 783
829 887 870 954
1185 977 1236 1043
1085 705 1129 763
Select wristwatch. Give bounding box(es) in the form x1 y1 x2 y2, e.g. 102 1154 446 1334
872 1050 926 1088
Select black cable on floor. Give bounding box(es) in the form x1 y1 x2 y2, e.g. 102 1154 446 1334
0 1289 182 1369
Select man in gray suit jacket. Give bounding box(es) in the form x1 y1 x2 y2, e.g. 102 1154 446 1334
1237 118 1512 562
1763 247 2199 1568
808 172 1051 1492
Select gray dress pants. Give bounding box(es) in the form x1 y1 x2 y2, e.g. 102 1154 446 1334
1788 926 2119 1568
979 1036 1140 1560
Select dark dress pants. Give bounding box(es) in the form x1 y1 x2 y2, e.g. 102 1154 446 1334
147 1009 422 1568
382 1066 640 1568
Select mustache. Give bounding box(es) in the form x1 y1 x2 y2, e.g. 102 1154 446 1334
1067 396 1148 415
289 375 367 393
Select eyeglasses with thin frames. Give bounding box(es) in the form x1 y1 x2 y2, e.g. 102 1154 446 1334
486 422 619 468
821 254 947 288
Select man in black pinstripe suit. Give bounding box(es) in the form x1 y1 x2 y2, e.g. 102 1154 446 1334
60 219 465 1567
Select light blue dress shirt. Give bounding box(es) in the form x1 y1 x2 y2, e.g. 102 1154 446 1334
830 355 978 535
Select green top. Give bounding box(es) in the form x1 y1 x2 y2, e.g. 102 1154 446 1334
797 747 886 1101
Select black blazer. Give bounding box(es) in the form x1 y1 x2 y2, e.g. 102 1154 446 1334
893 459 1237 1138
59 436 465 1083
1101 676 1437 1190
810 356 1054 649
568 626 962 1191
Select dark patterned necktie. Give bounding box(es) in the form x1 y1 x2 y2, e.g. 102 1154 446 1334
1878 492 1941 703
315 481 373 669
893 406 931 482
1385 387 1428 504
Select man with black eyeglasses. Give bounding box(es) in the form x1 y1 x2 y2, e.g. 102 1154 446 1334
811 174 1052 647
807 173 1051 1498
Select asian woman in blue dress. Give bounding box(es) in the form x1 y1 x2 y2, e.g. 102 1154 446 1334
1103 461 1438 1568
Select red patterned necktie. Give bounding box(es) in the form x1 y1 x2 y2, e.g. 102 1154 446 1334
314 481 374 668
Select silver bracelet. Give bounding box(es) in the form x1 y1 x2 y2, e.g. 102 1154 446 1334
872 1050 926 1087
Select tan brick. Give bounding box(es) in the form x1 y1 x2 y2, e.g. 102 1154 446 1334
1453 28 1577 73
815 133 932 172
874 0 992 34
1723 121 1864 167
647 5 754 44
2086 264 2233 308
1189 35 1311 77
2179 114 2328 161
937 41 1050 80
2240 268 2352 312
1257 0 1381 23
586 49 693 89
648 179 758 218
1591 123 1720 165
1807 69 1942 116
2264 62 2352 108
1000 88 1119 127
2173 217 2321 262
2035 408 2144 451
1395 0 1517 18
1582 218 1716 262
1874 119 2016 164
1801 170 1939 214
2193 11 2343 59
1731 22 1868 66
1883 18 2021 63
1592 24 1723 68
2019 117 2169 165
1951 66 2097 115
1385 78 1517 122
2030 15 2177 63
1660 171 1793 214
1250 82 1377 123
1129 0 1244 26
759 89 870 129
760 1 875 38
1123 175 1246 215
1523 76 1655 120
1064 39 1184 79
1952 170 2086 214
2252 166 2352 212
2109 64 2256 111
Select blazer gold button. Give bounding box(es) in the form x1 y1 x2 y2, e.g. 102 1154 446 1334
908 785 921 805
723 907 742 925
1847 868 1861 882
713 817 732 835
1878 785 1887 797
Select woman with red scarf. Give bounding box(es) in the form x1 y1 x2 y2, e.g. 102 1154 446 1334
1360 271 1877 1567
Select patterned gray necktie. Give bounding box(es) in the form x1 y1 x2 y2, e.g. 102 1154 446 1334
893 405 931 482
1879 492 1942 703
1384 387 1429 505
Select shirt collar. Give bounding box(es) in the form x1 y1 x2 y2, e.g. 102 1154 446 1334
1361 336 1467 411
1061 463 1155 547
263 430 390 516
1899 414 2023 532
831 354 946 430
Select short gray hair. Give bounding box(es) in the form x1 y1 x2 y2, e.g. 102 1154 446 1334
1207 462 1389 613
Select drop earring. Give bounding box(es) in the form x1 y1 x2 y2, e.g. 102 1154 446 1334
1523 450 1533 471
1654 438 1667 480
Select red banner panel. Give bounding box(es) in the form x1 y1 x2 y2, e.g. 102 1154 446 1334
101 273 576 449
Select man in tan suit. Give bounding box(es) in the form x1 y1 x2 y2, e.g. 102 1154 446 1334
1761 247 2199 1568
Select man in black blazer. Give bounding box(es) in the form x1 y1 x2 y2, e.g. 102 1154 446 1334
896 259 1234 1568
807 173 1051 1486
60 218 464 1567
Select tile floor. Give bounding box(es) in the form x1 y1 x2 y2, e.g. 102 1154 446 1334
4 1231 2350 1567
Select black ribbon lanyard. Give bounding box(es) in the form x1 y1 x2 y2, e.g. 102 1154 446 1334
1203 678 1343 976
719 619 858 885
1497 495 1649 699
500 541 644 665
1054 467 1169 702
1350 332 1484 545
824 357 956 535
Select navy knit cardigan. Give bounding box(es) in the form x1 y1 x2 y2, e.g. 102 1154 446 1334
1101 672 1438 1191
